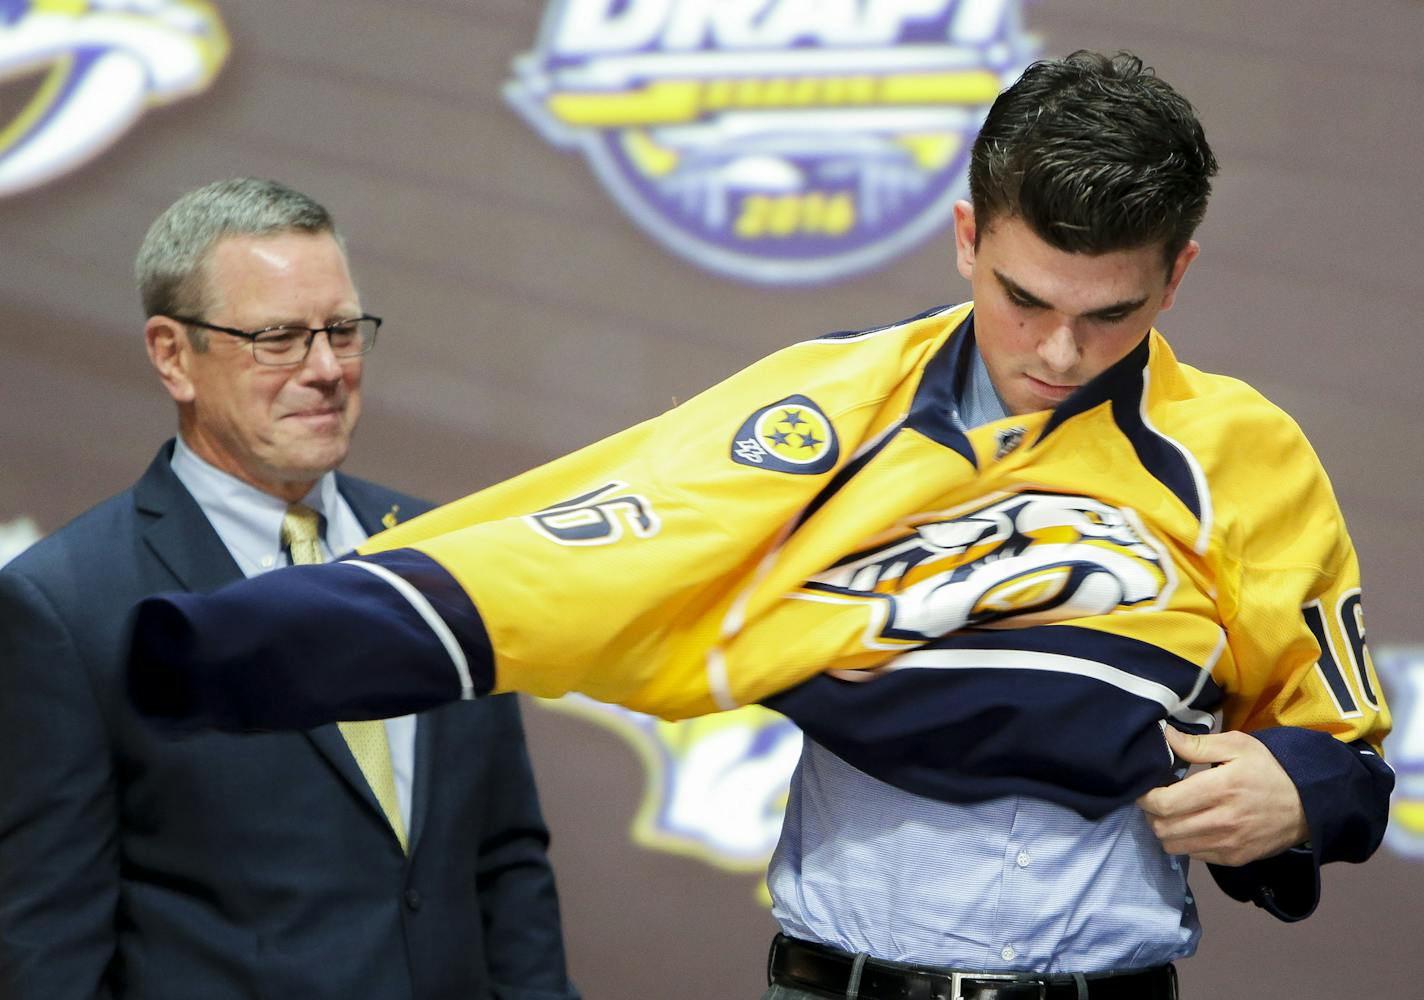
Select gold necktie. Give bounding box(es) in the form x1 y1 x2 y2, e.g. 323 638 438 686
281 503 408 852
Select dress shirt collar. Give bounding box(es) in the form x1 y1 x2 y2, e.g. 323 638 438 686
169 436 342 578
955 340 1011 431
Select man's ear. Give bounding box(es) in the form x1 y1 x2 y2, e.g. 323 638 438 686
1159 239 1201 312
952 200 977 282
146 316 196 403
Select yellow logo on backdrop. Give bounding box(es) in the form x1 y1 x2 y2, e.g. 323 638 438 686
0 0 228 198
541 695 801 874
1377 647 1424 857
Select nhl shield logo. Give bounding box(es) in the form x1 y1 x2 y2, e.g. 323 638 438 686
994 424 1026 459
0 1 228 198
504 0 1037 285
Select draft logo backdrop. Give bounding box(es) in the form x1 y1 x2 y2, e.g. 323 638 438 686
505 0 1038 285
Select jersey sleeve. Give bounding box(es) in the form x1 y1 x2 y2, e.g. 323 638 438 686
127 313 961 729
1208 413 1393 918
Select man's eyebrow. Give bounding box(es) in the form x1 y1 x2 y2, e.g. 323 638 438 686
993 269 1148 319
1083 296 1150 320
993 270 1051 309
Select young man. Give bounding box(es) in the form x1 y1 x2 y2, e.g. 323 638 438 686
0 179 578 1000
755 51 1389 1000
128 56 1391 999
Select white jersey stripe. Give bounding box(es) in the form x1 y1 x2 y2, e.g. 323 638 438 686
883 646 1215 727
345 560 475 699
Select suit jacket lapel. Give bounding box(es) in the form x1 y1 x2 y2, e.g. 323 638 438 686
300 723 394 846
133 446 386 803
133 443 244 594
135 446 410 850
407 710 436 853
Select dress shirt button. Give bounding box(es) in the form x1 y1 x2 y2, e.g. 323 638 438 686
404 888 422 911
1000 945 1016 961
1015 850 1031 868
260 555 275 568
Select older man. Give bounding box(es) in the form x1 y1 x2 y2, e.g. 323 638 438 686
0 178 579 1000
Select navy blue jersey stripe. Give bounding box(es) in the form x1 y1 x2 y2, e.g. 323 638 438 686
920 624 1224 711
127 550 490 732
794 311 977 529
903 311 976 464
812 303 958 341
1040 336 1202 522
1111 393 1203 523
1039 335 1151 438
764 624 1223 818
352 548 495 695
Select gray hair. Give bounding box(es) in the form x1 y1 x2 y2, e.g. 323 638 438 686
135 178 344 345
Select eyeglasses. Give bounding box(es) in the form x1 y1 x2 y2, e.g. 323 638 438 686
169 314 382 366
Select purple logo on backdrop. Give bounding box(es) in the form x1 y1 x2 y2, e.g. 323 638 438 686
1376 647 1424 859
540 695 802 875
0 1 228 199
505 0 1037 285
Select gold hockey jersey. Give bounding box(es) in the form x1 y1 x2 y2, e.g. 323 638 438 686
359 303 1387 752
128 303 1390 820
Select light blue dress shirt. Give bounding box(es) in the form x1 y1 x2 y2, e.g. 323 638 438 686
170 437 417 830
767 345 1199 973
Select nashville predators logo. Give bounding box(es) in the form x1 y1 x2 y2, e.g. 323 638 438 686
539 695 802 874
803 491 1172 646
1376 646 1424 859
0 0 228 198
731 394 839 474
504 0 1037 285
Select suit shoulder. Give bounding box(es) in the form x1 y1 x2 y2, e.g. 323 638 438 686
2 488 140 583
336 474 434 519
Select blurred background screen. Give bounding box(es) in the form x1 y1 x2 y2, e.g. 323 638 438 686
2 2 1420 996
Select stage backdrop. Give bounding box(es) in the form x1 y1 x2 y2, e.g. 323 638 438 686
2 2 1421 996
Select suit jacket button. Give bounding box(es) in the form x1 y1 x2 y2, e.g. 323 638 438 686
405 888 422 911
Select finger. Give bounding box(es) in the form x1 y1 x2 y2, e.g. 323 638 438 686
1138 762 1232 819
1163 726 1250 766
1146 798 1235 842
1159 841 1242 867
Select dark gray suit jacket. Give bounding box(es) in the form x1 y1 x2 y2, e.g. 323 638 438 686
0 442 578 1000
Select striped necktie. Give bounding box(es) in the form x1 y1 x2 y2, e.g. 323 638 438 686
280 503 408 852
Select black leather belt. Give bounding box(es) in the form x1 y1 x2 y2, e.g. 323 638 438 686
768 934 1178 1000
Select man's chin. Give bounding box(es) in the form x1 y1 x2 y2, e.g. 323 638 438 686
270 441 351 484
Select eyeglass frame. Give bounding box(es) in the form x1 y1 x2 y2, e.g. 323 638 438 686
167 313 382 366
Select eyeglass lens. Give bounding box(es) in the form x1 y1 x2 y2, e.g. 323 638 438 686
251 318 378 365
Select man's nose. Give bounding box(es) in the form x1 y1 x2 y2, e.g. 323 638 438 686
1038 321 1081 373
301 330 344 380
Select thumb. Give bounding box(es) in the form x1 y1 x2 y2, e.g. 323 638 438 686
1164 725 1237 765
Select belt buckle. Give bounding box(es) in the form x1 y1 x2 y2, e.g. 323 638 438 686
949 971 1047 1000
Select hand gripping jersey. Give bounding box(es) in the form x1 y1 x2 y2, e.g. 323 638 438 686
130 304 1391 820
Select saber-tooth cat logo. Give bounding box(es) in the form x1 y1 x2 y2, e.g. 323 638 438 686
0 1 228 198
505 0 1037 285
